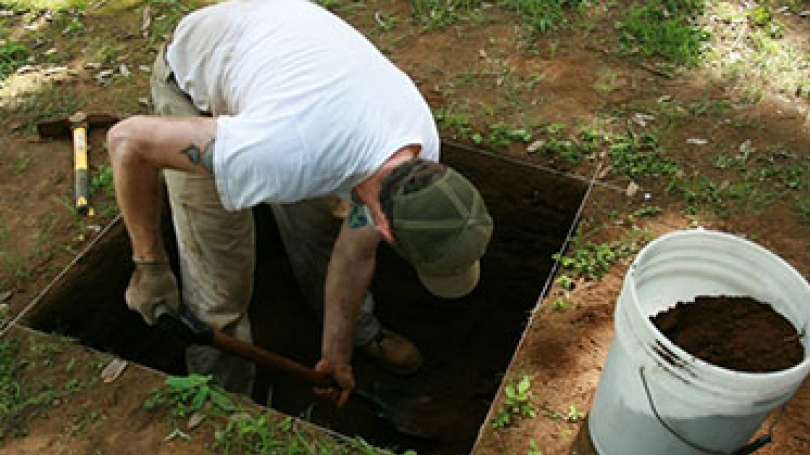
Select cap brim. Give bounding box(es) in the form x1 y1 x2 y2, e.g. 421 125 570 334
417 261 480 299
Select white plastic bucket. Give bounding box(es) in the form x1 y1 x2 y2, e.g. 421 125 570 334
588 229 810 455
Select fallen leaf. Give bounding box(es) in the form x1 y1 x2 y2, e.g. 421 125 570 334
187 411 206 429
625 181 640 197
45 66 67 76
100 358 128 383
141 6 152 37
526 139 545 154
597 164 612 179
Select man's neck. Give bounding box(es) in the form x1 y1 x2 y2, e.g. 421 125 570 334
352 144 421 243
354 144 420 206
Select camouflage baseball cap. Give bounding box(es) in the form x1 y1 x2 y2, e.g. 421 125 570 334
384 160 493 299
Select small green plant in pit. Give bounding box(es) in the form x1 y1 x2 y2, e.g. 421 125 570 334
145 374 237 418
528 438 544 455
492 375 537 429
0 40 30 81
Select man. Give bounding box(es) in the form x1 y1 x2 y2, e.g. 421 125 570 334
108 0 493 407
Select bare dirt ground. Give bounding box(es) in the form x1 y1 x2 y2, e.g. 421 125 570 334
0 1 808 455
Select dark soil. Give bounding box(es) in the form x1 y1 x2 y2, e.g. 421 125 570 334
24 143 588 455
651 296 805 373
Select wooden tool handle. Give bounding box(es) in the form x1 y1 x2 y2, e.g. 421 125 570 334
70 112 90 216
211 329 334 388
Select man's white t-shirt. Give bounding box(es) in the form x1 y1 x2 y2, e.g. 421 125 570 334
166 0 440 210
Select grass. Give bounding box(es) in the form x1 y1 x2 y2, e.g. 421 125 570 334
615 0 710 66
1 84 86 131
0 0 87 12
554 224 652 281
0 335 96 443
145 374 409 455
0 41 30 81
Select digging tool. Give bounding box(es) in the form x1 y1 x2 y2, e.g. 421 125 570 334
154 304 438 441
36 112 119 216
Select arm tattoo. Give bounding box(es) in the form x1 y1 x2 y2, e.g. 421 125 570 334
181 144 202 164
180 139 216 174
201 139 215 173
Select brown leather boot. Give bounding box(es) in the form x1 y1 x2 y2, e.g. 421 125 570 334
360 328 423 376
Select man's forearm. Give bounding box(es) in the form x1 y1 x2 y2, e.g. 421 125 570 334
107 116 218 262
322 254 375 367
109 134 167 262
321 224 380 368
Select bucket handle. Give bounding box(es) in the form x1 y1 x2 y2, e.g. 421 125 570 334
639 366 783 455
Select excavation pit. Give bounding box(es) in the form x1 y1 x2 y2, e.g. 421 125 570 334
24 144 588 455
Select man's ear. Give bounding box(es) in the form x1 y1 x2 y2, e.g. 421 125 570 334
367 202 394 244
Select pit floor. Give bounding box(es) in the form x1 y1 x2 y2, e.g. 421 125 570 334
25 144 587 455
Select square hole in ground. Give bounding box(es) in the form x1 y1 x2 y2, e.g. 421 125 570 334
24 143 588 455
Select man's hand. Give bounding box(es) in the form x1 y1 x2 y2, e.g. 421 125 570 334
313 359 355 408
125 260 180 325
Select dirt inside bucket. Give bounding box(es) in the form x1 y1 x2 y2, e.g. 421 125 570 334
651 296 805 373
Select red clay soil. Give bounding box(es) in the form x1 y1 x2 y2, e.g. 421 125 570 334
651 296 805 373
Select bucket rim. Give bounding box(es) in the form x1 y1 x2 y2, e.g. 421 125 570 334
626 228 810 386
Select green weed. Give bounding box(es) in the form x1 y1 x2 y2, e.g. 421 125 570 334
487 122 532 148
7 87 85 131
0 41 30 81
0 0 88 12
691 143 810 218
554 227 650 280
499 0 587 34
90 165 114 197
12 154 30 174
410 0 585 33
797 197 810 224
551 298 570 311
0 339 78 442
145 374 237 418
615 1 710 65
529 123 608 164
492 375 537 429
214 409 404 454
528 439 544 455
144 0 192 42
433 104 476 141
608 131 681 179
55 6 87 37
566 404 586 422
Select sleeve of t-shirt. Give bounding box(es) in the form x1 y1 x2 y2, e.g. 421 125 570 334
213 114 314 210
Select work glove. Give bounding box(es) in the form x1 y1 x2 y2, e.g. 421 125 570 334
125 260 180 325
